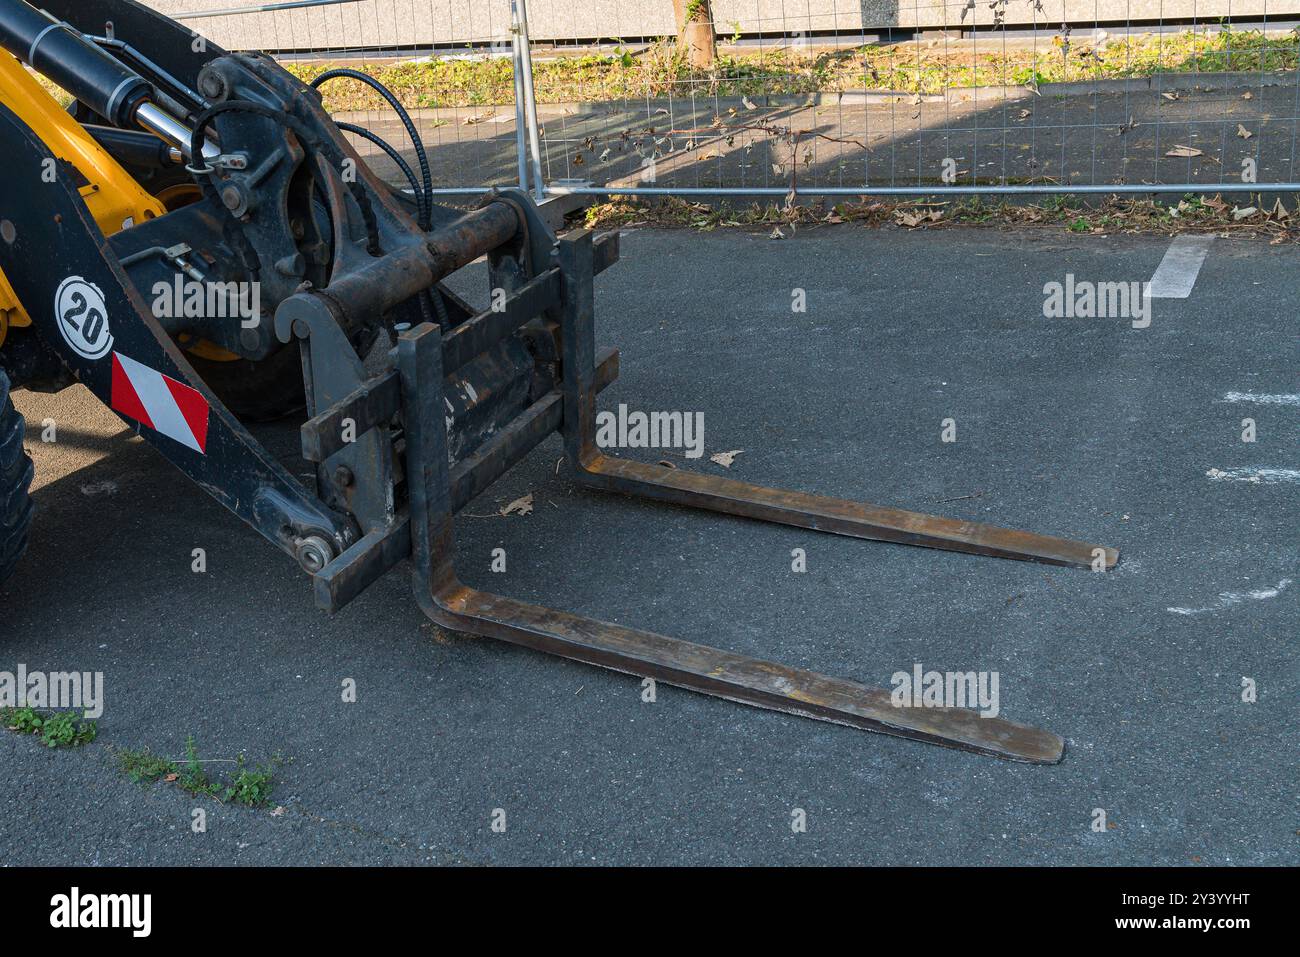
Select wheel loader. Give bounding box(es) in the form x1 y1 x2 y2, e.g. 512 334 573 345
0 0 1118 762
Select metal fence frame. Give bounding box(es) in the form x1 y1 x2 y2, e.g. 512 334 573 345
172 0 1300 199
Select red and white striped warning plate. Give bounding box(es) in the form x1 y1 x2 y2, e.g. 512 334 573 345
110 352 210 454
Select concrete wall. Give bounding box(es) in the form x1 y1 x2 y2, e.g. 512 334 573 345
148 0 1299 51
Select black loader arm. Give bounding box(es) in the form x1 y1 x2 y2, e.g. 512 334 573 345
0 99 357 567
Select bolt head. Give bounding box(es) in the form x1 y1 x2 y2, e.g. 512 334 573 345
293 535 334 574
198 71 227 100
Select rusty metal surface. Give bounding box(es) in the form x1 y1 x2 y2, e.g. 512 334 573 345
553 228 1118 572
353 173 1122 763
441 268 561 373
575 454 1119 570
428 572 1064 764
397 305 1078 763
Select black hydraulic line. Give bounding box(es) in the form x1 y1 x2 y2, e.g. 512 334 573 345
335 121 421 203
188 98 381 255
331 110 450 328
87 34 208 119
329 123 441 328
309 68 433 232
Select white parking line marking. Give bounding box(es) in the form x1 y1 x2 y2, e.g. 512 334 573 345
1206 467 1300 484
1221 391 1300 407
1147 235 1214 298
1167 578 1293 615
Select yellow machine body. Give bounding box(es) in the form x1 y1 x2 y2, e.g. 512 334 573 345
0 50 165 347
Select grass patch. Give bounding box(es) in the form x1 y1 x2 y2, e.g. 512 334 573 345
285 27 1300 112
115 734 282 808
1 706 98 748
118 746 177 783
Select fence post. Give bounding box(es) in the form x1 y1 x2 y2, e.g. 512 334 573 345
509 0 529 192
514 0 546 202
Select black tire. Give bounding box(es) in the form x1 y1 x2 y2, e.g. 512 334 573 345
0 370 35 585
186 344 306 423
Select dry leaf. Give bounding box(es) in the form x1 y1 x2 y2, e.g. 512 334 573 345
894 210 926 227
1242 91 1253 99
270 806 286 817
1269 199 1291 221
769 226 786 240
1236 124 1253 139
1161 91 1179 101
710 450 744 468
742 96 758 110
500 493 534 517
1165 145 1203 158
657 460 677 469
163 773 178 783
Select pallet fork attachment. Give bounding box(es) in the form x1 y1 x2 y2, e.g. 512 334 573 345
0 0 1118 763
393 229 1117 765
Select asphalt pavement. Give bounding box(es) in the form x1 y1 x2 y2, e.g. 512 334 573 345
1 223 1296 865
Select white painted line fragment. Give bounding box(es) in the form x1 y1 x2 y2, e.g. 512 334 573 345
1147 235 1214 298
1221 391 1300 407
1205 467 1300 484
1167 578 1293 615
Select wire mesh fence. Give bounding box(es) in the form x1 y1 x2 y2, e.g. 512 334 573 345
523 1 1300 196
157 0 1300 196
161 0 527 193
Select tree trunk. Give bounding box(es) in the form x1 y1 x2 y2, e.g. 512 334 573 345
672 0 716 70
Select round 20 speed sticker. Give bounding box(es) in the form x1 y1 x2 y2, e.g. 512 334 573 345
54 276 114 361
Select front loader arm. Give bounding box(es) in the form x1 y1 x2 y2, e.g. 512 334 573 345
0 101 356 568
